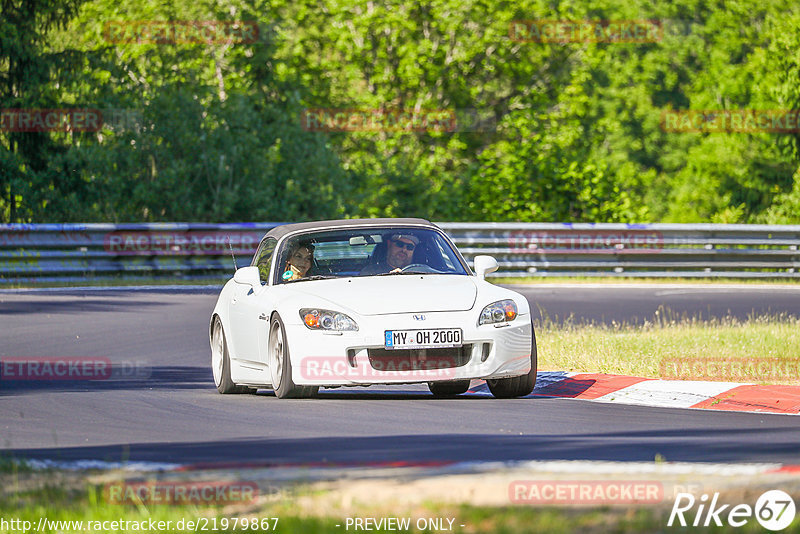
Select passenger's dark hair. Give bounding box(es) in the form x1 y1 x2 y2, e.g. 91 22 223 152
287 240 314 256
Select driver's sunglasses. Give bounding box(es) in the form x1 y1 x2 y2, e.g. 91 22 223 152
390 239 416 251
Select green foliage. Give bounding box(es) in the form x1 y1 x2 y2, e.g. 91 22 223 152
2 0 800 223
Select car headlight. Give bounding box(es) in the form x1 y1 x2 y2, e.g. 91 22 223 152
479 299 518 325
299 308 359 331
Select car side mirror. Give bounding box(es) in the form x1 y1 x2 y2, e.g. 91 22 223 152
233 266 261 288
473 255 499 279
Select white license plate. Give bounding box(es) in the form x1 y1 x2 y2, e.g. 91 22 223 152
384 328 462 349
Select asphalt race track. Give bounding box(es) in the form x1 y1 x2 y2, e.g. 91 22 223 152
2 285 800 467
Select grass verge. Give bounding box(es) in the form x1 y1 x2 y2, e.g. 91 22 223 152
0 277 225 289
536 311 800 383
3 477 792 534
494 275 800 285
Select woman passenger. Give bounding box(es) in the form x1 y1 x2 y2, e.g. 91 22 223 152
282 242 314 281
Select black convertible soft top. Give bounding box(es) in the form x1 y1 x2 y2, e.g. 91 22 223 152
263 218 438 241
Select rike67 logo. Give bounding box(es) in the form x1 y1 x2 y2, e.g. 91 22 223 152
668 490 796 531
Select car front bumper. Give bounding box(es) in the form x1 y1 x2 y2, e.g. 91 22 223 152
285 310 533 386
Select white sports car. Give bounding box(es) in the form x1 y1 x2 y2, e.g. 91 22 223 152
209 218 536 398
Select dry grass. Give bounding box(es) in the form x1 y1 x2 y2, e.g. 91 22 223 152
536 310 800 383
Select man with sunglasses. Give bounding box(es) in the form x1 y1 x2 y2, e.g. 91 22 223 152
360 233 420 275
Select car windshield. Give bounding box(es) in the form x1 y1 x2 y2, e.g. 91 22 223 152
273 227 469 284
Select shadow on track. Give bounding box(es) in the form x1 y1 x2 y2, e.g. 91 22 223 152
0 365 212 396
8 426 800 466
0 298 173 315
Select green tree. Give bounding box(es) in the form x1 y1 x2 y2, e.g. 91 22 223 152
0 0 87 222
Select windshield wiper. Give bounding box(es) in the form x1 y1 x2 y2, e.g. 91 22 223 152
374 269 446 276
287 275 336 282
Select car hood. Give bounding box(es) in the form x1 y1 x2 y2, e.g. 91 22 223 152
283 275 478 316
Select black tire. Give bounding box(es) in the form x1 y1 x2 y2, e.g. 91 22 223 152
269 314 318 399
428 380 471 397
487 323 538 399
211 316 251 394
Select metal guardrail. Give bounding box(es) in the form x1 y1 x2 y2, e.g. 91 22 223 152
443 222 800 279
1 222 799 284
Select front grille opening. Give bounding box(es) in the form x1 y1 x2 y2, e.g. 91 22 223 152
367 345 472 371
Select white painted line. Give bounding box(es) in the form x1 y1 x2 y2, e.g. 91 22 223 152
593 379 750 409
25 459 182 471
504 460 783 476
506 283 800 291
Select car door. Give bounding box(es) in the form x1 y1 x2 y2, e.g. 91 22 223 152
229 238 277 366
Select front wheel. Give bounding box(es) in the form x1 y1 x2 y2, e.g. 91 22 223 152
487 323 538 399
269 314 318 399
